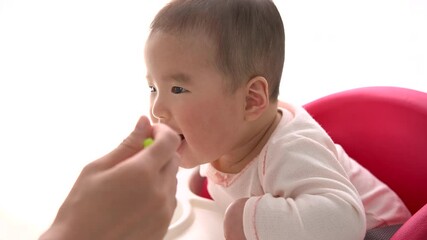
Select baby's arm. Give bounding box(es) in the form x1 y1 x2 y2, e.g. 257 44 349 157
239 138 366 240
223 198 248 239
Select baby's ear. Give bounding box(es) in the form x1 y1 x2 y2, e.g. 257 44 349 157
244 76 269 121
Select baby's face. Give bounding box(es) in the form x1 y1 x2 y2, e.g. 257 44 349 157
144 31 247 168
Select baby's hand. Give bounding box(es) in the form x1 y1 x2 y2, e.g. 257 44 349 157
224 198 249 240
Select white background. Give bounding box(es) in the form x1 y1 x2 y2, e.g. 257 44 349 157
0 0 426 239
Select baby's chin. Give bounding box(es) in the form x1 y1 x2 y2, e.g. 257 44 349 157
178 160 200 169
178 155 210 169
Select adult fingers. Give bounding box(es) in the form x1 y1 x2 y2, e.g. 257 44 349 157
127 123 180 172
159 153 180 196
91 116 152 170
142 123 180 170
161 154 180 212
161 153 180 175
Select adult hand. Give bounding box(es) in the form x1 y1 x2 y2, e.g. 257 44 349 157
40 116 181 240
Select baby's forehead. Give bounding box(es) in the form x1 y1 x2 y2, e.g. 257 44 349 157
149 29 217 49
149 30 218 62
146 32 223 66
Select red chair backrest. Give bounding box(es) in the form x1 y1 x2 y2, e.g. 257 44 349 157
303 86 427 214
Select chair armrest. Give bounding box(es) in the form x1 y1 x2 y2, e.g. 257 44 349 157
391 203 427 240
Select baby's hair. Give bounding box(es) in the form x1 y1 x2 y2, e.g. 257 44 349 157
150 0 285 100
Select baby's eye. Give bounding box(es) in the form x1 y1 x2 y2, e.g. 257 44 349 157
171 86 188 94
149 86 157 93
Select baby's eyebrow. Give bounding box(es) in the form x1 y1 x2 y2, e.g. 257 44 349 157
169 73 192 84
146 73 192 84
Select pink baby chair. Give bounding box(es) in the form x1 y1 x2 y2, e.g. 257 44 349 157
303 86 427 240
190 86 427 240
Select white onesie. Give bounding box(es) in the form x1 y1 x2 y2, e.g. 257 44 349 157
202 105 411 240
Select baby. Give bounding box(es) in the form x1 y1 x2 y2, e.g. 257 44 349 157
144 0 411 239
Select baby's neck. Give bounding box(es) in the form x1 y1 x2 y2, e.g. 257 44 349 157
212 106 281 174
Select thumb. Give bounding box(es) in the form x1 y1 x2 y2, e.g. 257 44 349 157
92 116 152 170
